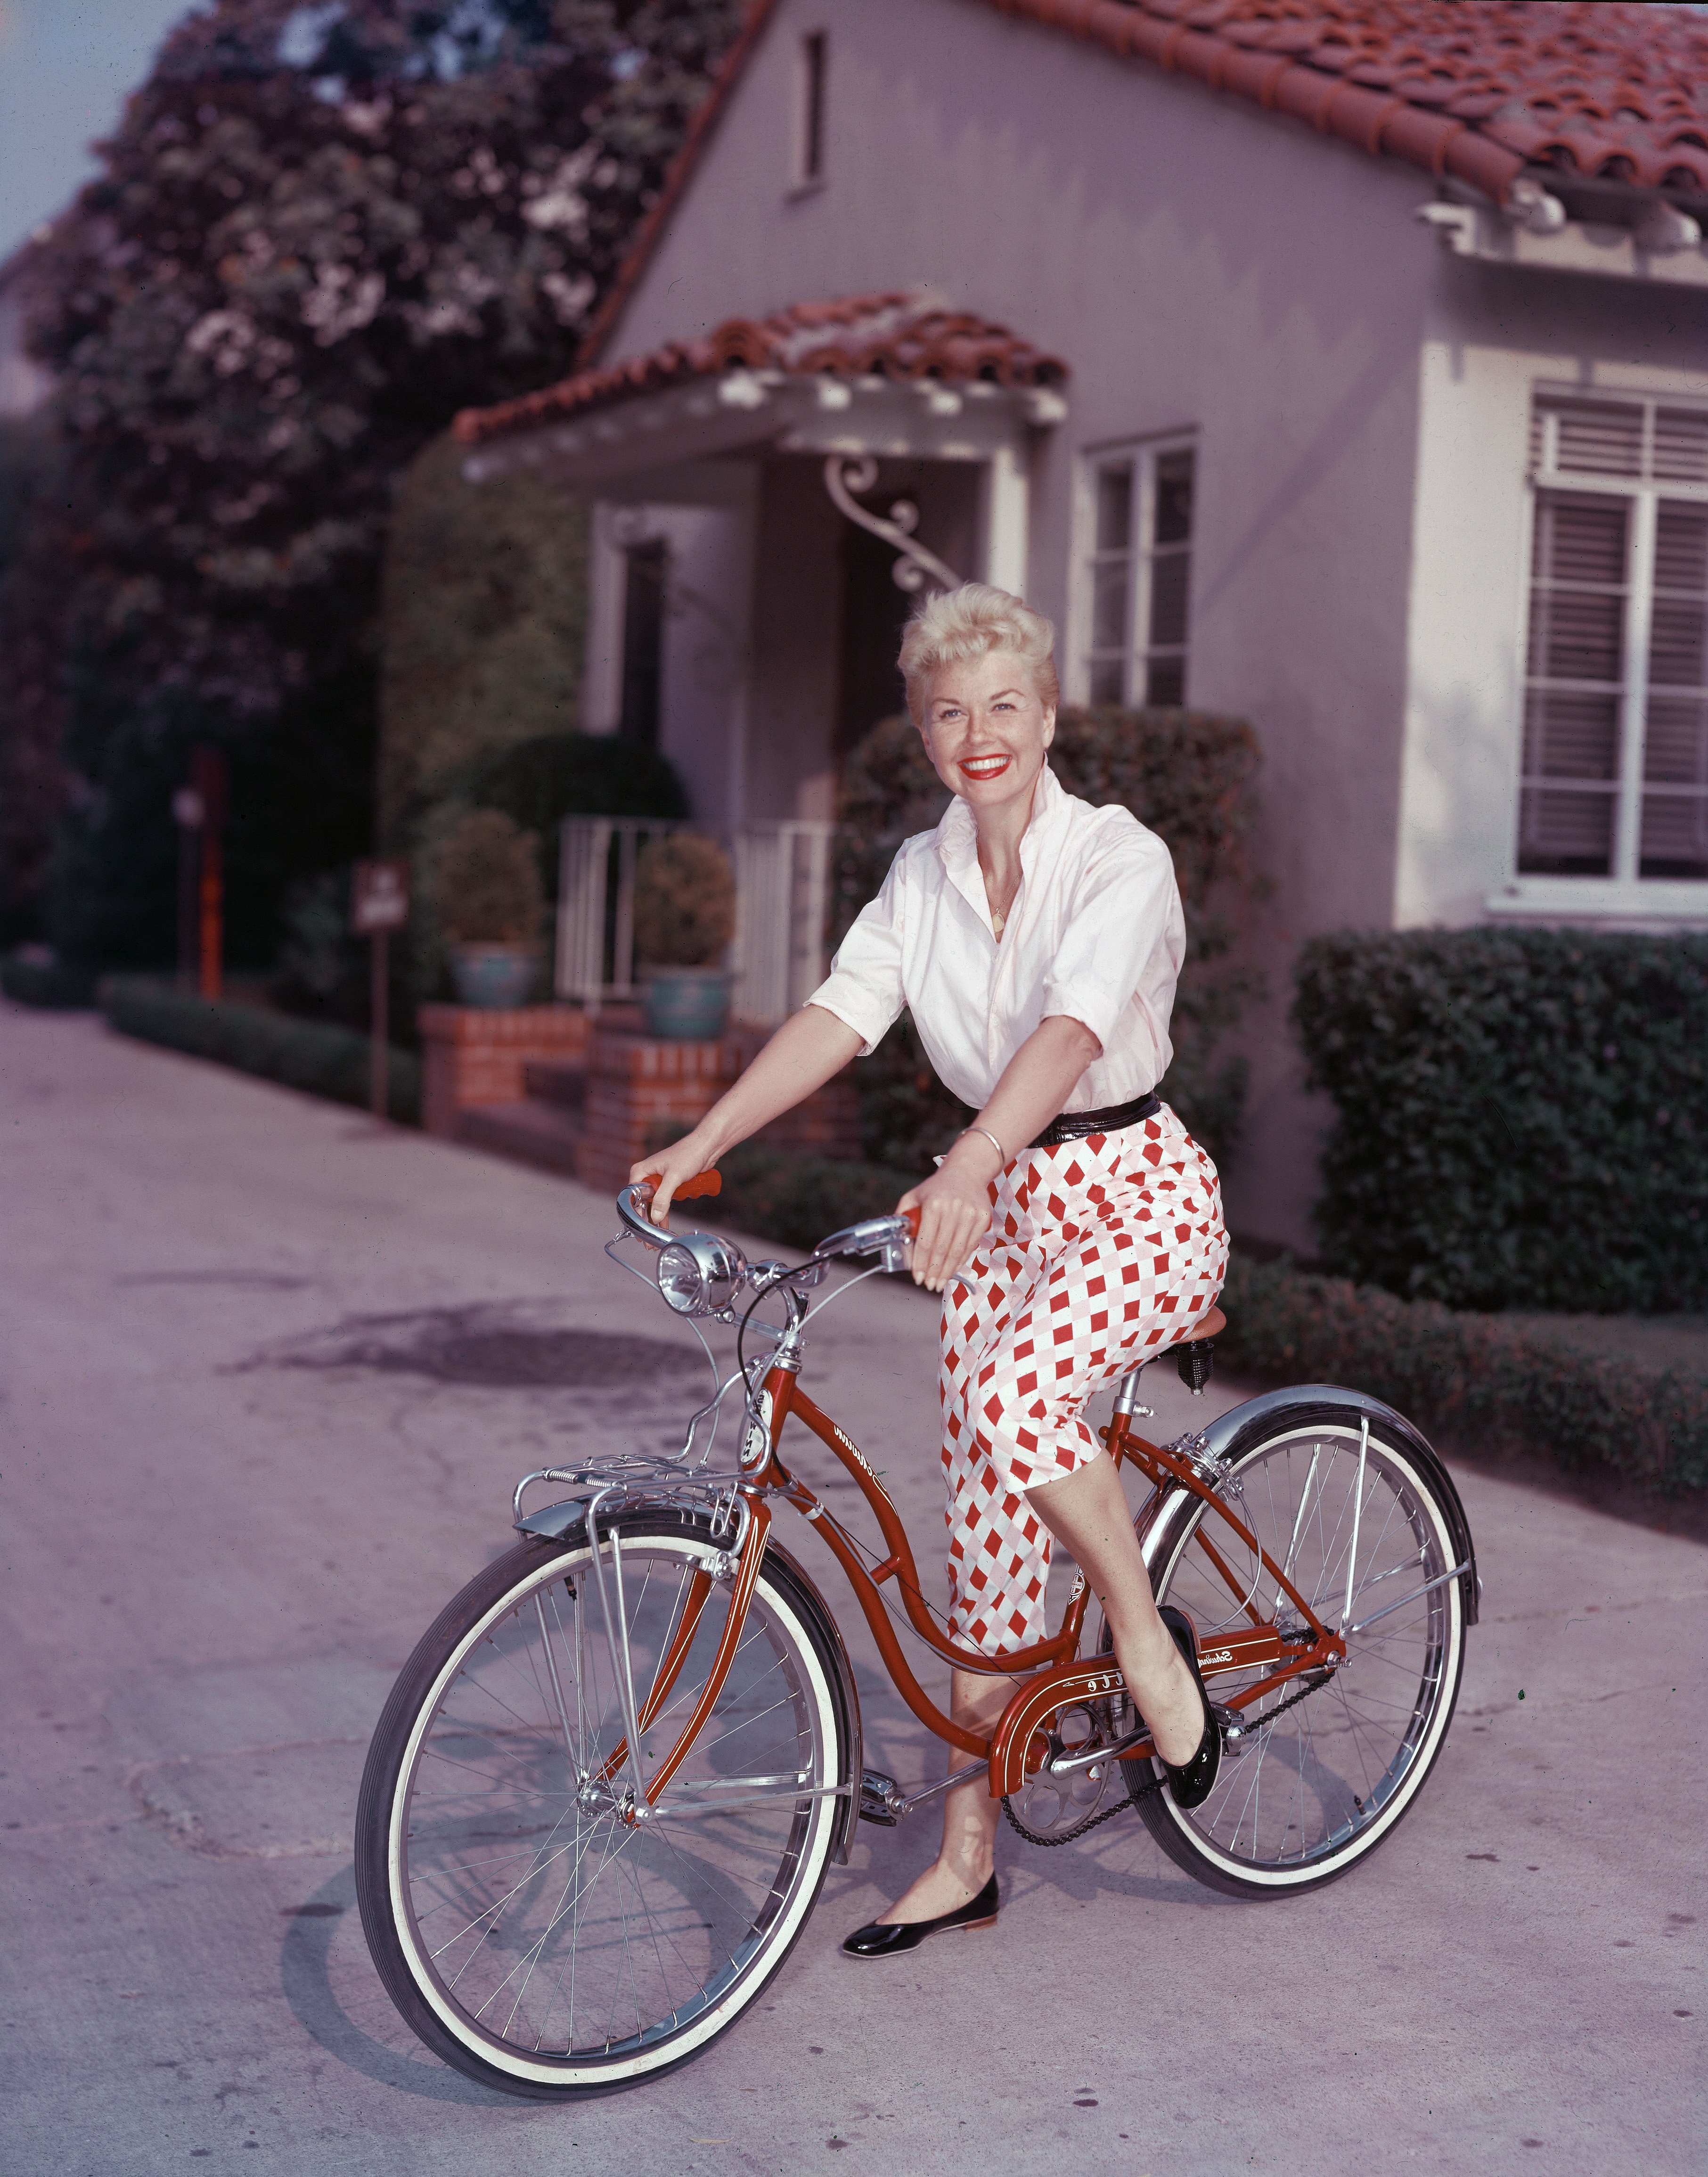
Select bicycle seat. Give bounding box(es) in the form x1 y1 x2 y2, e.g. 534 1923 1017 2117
1172 1305 1225 1394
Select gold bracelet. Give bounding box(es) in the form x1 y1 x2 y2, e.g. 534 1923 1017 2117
957 1125 1006 1166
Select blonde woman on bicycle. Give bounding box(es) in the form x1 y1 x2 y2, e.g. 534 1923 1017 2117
636 581 1228 1957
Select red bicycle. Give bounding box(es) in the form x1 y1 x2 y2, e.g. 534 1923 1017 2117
356 1175 1478 2095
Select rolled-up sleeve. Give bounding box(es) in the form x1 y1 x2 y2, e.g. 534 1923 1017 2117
1041 823 1184 1051
804 853 908 1057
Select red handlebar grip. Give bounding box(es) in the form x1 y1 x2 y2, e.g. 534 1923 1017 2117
903 1205 922 1236
640 1169 723 1201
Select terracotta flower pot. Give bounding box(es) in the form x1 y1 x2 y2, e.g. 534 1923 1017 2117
449 943 539 1010
641 966 730 1041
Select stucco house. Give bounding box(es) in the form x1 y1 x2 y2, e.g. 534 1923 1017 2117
453 0 1708 1250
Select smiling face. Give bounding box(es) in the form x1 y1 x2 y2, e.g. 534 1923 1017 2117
918 647 1056 818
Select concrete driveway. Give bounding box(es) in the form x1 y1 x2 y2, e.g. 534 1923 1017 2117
2 1007 1703 2175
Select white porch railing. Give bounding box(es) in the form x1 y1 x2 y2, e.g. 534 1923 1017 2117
732 821 836 1027
556 816 837 1027
555 818 687 1008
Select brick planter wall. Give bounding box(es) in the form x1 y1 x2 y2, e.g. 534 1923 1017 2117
419 1004 595 1137
575 1023 861 1194
419 1004 861 1193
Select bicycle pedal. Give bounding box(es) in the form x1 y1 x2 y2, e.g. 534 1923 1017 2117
1217 1704 1258 1755
858 1769 901 1826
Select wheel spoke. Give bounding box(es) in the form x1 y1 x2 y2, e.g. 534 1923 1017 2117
1136 1418 1466 1890
362 1525 840 2085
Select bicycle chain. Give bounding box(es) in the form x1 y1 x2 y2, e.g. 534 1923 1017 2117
1001 1764 1160 1848
1001 1672 1333 1848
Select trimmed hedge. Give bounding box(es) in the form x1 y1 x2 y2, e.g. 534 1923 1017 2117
1295 928 1708 1314
1218 1254 1707 1498
102 976 420 1124
672 1135 1706 1499
1 949 98 1008
708 1140 921 1254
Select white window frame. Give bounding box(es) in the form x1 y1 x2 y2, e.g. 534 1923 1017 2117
1069 432 1196 710
789 29 828 196
1490 389 1708 922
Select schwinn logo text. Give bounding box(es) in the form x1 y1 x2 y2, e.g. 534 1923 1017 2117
832 1425 879 1481
1200 1648 1234 1666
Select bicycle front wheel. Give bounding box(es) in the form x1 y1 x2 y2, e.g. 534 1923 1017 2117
355 1513 850 2096
1129 1402 1470 1897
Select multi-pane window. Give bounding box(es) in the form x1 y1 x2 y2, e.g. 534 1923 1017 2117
1082 439 1194 707
1520 394 1708 882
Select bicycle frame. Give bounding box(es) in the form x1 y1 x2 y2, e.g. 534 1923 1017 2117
742 1354 1348 1800
525 1318 1353 1825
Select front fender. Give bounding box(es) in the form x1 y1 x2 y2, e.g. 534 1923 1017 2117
1144 1384 1479 1628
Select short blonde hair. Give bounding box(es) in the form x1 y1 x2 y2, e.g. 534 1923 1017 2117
898 581 1059 724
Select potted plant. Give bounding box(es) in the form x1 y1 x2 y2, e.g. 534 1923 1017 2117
633 833 736 1039
429 809 544 1008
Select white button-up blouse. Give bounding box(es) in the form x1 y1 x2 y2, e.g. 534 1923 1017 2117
807 763 1185 1113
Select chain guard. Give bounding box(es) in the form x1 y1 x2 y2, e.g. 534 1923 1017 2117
999 1697 1160 1848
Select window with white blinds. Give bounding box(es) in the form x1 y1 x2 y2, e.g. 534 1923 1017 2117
1079 437 1194 707
1520 394 1708 882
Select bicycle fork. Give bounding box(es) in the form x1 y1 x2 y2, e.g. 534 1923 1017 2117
572 1486 774 1824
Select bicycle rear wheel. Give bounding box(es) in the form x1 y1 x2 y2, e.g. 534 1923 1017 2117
1127 1403 1469 1897
355 1513 850 2095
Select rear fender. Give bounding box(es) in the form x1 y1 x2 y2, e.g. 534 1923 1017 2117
1143 1384 1479 1628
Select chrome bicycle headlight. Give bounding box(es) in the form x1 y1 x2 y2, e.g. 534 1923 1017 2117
656 1232 746 1317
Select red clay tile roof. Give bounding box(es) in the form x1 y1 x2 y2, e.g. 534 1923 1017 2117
467 0 1708 438
453 292 1068 445
1003 1 1708 196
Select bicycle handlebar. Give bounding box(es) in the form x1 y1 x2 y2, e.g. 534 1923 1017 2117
616 1176 917 1277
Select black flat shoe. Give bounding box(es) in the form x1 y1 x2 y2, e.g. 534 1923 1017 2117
1156 1604 1222 1812
841 1873 999 1958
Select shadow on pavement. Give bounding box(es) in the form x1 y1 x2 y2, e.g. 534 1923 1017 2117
278 1866 508 2105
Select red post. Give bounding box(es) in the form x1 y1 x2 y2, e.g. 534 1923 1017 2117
191 747 228 1002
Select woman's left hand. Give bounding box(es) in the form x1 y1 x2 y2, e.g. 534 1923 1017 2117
897 1138 1002 1293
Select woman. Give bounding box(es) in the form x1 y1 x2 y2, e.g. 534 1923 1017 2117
636 583 1228 1956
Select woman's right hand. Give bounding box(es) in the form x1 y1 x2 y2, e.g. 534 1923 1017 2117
896 1134 1003 1292
630 1135 718 1228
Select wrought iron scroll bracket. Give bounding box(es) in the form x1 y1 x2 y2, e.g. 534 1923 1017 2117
822 455 962 596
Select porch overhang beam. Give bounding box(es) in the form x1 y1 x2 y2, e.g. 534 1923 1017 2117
459 373 1066 495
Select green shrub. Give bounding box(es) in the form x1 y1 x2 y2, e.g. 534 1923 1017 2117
102 976 420 1124
710 1141 921 1254
1294 929 1708 1313
832 708 1263 1170
633 835 736 968
1217 1254 1707 1497
455 730 687 903
427 810 543 946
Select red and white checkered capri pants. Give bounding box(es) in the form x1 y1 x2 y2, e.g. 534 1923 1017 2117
939 1104 1228 1658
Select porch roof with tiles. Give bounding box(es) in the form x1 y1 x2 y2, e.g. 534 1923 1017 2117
454 294 1068 451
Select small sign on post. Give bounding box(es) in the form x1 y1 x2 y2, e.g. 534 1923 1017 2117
352 859 410 1120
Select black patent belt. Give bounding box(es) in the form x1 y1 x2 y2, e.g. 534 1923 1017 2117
1031 1092 1160 1149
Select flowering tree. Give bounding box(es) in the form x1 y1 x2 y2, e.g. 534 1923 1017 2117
3 0 741 964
